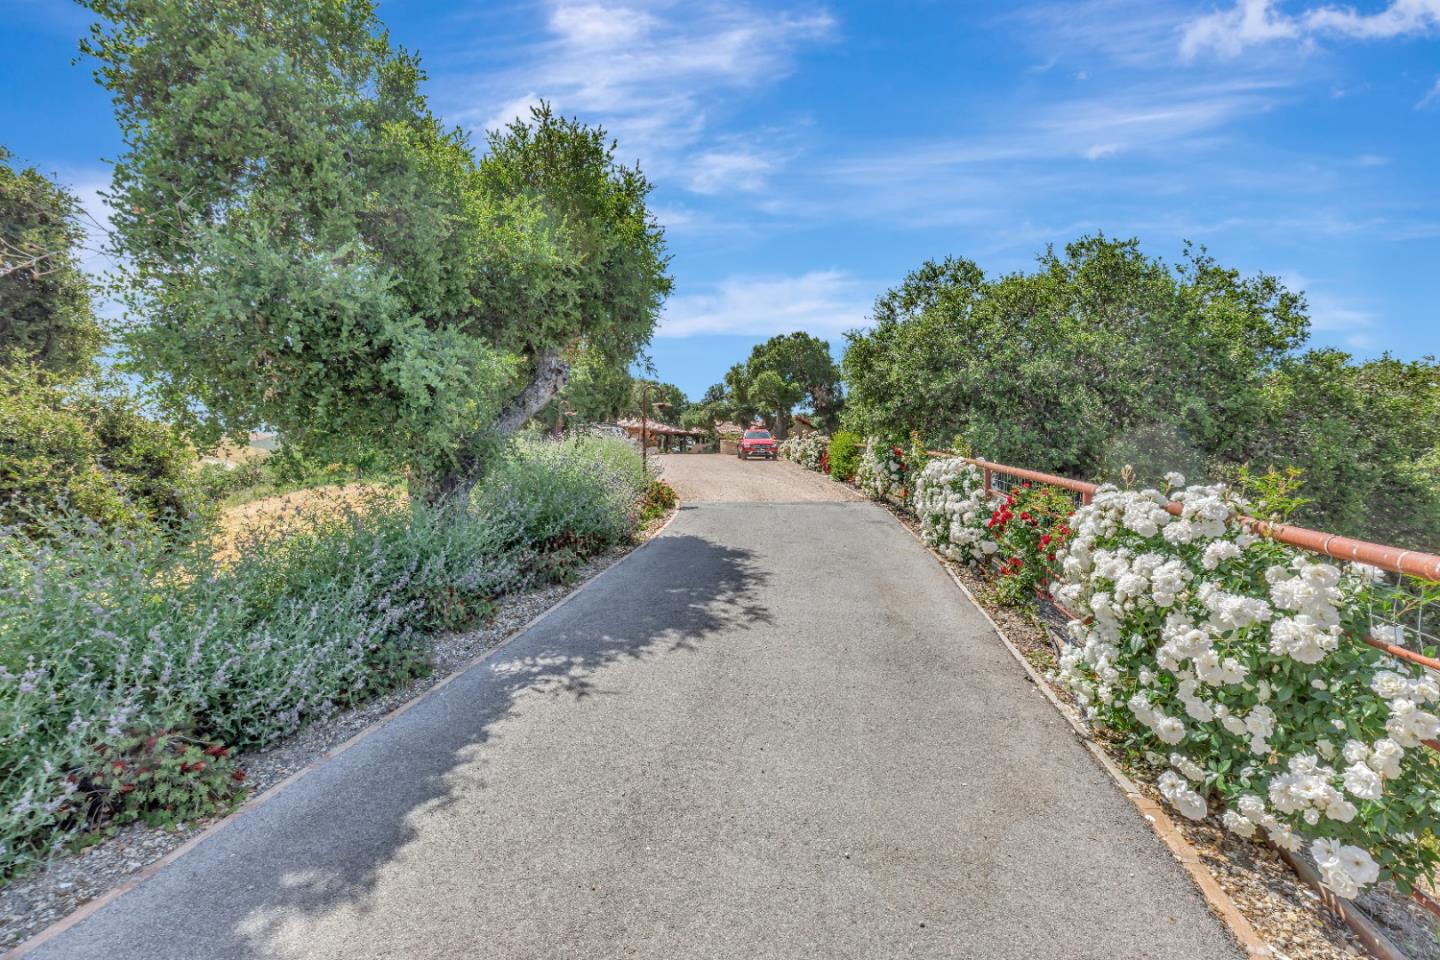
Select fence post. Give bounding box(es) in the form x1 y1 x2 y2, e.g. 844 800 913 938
983 466 992 498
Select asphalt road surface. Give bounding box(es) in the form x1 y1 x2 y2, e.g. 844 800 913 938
23 465 1242 959
655 452 865 502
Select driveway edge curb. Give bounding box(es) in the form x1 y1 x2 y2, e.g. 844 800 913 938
6 506 683 959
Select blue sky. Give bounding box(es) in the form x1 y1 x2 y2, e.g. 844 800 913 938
3 0 1439 400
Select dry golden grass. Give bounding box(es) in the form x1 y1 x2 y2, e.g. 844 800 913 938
212 483 406 563
201 440 271 466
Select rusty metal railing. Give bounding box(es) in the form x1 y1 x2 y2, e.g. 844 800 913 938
924 452 1440 674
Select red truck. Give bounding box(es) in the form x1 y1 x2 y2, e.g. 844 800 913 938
737 429 777 460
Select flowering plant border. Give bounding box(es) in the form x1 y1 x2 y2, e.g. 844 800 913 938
778 434 828 472
855 438 908 502
1047 476 1440 898
911 457 1000 565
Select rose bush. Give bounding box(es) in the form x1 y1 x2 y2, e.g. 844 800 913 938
856 438 908 501
1050 475 1440 898
778 434 828 472
987 482 1075 607
912 456 1000 565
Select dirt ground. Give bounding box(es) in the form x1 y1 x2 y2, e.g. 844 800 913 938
654 453 865 503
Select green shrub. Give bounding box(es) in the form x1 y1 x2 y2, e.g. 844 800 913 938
192 459 267 502
474 435 649 570
0 362 198 531
987 483 1074 607
827 431 862 482
69 727 245 832
0 434 648 877
641 478 678 521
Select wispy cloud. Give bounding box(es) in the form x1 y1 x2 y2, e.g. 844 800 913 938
446 1 834 183
1010 0 1195 68
1281 271 1381 349
1418 76 1440 109
659 270 871 337
828 78 1283 193
688 145 783 194
1181 0 1440 60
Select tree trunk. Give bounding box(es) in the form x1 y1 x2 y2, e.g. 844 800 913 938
417 348 571 511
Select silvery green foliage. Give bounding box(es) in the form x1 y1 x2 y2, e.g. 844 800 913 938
911 457 999 565
1052 477 1440 897
0 435 647 877
855 438 907 501
778 434 827 471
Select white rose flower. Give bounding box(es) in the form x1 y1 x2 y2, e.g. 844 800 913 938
1222 809 1256 837
1342 762 1383 801
1366 739 1403 779
1154 715 1187 744
1338 844 1380 886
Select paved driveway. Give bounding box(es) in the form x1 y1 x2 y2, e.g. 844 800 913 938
655 452 865 502
22 496 1241 959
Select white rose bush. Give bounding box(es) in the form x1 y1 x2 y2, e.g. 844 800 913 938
912 457 1001 565
1050 476 1440 898
855 438 909 502
778 434 828 472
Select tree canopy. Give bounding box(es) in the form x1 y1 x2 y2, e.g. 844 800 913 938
0 149 105 378
82 0 669 504
702 332 843 437
842 235 1439 549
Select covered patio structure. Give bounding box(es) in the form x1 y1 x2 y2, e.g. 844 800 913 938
615 418 708 453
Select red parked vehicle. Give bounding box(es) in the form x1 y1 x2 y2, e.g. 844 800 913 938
737 429 778 460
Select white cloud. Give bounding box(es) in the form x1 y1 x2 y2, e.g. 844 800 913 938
830 78 1282 187
686 148 778 194
659 270 871 337
1011 1 1195 69
481 93 545 136
1181 0 1440 60
450 2 834 179
1180 0 1300 60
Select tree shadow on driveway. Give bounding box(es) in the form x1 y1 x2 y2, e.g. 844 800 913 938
32 529 770 960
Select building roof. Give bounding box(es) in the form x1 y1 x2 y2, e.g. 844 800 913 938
615 418 707 437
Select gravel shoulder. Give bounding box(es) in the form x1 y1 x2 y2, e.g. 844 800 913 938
654 452 864 503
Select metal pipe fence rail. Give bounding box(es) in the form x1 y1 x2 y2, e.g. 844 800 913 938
925 452 1440 672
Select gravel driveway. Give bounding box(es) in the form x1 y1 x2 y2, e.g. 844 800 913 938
654 452 864 502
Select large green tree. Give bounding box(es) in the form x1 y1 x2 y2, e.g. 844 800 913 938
708 332 842 438
745 331 843 432
844 237 1306 478
749 370 804 438
0 149 105 377
1246 350 1440 549
82 0 669 505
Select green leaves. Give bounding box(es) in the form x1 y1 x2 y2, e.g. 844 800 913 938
82 4 669 504
0 149 105 378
